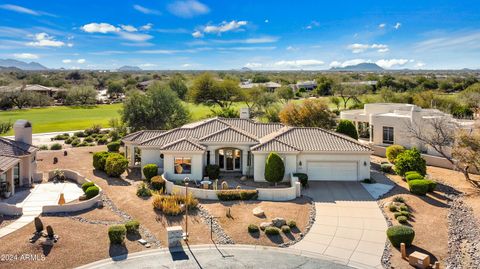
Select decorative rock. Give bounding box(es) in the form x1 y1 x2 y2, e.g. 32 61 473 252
138 239 147 245
272 217 286 228
252 207 265 217
240 176 248 181
260 222 272 230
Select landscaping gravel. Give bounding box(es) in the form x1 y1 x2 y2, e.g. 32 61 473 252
280 196 315 248
197 204 235 244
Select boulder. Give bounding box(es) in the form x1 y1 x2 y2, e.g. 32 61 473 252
272 217 286 228
240 176 248 181
252 207 265 217
260 222 272 230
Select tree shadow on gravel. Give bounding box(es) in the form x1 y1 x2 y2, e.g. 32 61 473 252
93 170 131 186
109 244 129 261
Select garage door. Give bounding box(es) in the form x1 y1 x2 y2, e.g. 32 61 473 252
307 161 358 181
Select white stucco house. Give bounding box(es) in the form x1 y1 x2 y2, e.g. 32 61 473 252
0 120 39 198
340 103 475 157
122 115 372 182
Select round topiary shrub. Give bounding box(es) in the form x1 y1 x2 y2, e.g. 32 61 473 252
108 225 126 244
281 225 291 233
81 181 95 192
93 151 110 171
50 143 62 150
386 145 405 163
399 205 409 212
389 204 398 212
396 216 408 224
248 224 259 233
264 152 285 185
406 173 424 182
143 164 158 182
394 211 410 218
425 179 437 192
150 176 165 191
206 164 220 180
107 141 121 152
394 148 426 177
124 220 140 234
408 180 430 196
264 227 280 236
287 220 297 228
381 162 394 173
386 225 415 247
335 119 358 140
105 153 128 177
85 186 100 199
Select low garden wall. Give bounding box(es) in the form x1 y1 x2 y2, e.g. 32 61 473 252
47 169 89 185
0 203 22 216
162 173 301 201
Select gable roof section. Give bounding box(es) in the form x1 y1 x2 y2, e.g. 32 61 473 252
0 137 36 157
122 130 166 143
0 155 20 172
199 126 259 143
218 118 284 138
251 139 300 152
160 137 205 152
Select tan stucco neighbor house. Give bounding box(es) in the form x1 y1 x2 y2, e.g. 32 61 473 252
0 120 38 198
122 115 372 182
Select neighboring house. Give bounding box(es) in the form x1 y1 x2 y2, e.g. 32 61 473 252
0 85 66 97
0 120 38 197
340 103 475 157
136 80 158 91
122 114 372 182
290 80 317 92
341 81 378 92
239 81 282 92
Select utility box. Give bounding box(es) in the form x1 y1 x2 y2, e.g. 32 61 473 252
409 251 430 269
167 226 183 247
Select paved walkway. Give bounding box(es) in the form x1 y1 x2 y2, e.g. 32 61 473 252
292 181 388 269
0 182 83 238
77 244 355 269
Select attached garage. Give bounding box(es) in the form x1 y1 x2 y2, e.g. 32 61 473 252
307 161 358 181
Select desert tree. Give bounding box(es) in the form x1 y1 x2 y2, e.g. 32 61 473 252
279 99 336 129
452 120 480 183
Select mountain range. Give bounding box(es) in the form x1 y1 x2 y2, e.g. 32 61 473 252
330 63 385 72
0 59 48 71
117 65 142 71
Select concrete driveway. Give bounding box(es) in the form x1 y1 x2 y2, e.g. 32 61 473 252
292 182 387 269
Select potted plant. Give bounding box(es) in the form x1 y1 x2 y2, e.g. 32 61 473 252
4 182 11 198
52 169 66 182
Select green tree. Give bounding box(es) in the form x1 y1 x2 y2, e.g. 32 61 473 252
394 148 426 176
335 120 358 140
188 73 243 109
168 74 188 100
122 83 190 131
0 121 12 134
264 152 285 186
459 82 480 113
279 99 335 129
65 86 97 105
276 86 294 103
107 80 124 98
315 76 335 96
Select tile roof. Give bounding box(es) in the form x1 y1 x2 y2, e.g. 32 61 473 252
160 137 206 152
251 139 300 152
0 155 20 172
217 118 284 138
0 137 36 157
199 127 259 143
122 130 166 143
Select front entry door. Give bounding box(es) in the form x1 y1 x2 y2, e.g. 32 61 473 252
219 149 241 171
226 150 234 170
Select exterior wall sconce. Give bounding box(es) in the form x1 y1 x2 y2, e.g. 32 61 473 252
298 161 302 167
364 161 367 166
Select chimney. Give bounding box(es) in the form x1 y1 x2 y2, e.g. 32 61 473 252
240 107 250 119
14 120 32 145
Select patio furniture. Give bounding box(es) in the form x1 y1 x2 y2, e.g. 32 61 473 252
200 180 211 189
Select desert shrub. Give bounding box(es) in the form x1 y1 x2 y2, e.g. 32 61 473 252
406 173 424 181
105 153 128 177
97 137 108 145
82 181 95 192
71 138 81 147
335 119 358 140
150 176 165 191
152 193 198 215
248 224 259 233
281 225 291 233
399 205 409 212
386 145 405 163
393 196 405 203
76 141 90 147
396 216 408 224
74 131 87 137
408 180 429 195
85 186 100 199
394 148 426 176
381 162 394 173
205 164 220 180
389 204 398 212
108 225 126 244
85 124 102 136
39 145 48 150
293 173 308 187
216 190 258 201
64 137 73 144
84 136 94 143
50 143 62 150
136 183 152 197
386 225 415 247
93 151 110 171
264 152 285 185
287 220 297 228
52 134 69 140
394 211 410 218
107 141 121 152
142 164 158 181
405 171 419 177
124 220 140 234
425 179 437 192
265 227 280 236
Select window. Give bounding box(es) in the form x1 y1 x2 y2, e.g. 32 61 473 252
382 126 394 144
174 157 192 174
206 151 210 165
13 163 20 186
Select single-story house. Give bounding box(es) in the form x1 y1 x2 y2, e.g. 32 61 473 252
122 114 372 182
239 81 282 92
0 120 38 197
290 80 317 92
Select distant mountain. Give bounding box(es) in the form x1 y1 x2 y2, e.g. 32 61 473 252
0 59 48 71
331 63 384 72
240 67 252 72
117 65 142 71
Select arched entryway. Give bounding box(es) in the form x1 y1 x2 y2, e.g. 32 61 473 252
217 148 242 171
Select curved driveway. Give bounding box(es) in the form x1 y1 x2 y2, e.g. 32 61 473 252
292 182 387 269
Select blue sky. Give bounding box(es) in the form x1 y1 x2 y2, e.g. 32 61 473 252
0 0 479 70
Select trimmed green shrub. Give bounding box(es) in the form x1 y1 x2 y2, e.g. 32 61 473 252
136 183 152 197
82 181 95 192
50 143 62 150
205 164 220 180
124 220 140 234
143 164 158 181
408 180 429 195
397 216 408 224
393 196 405 203
281 225 291 233
248 224 259 233
93 151 110 171
108 225 126 244
85 186 100 199
150 176 165 191
399 205 409 212
394 148 426 177
386 225 415 247
265 227 280 236
394 211 410 218
64 138 73 144
264 152 285 185
84 136 94 143
293 173 308 187
71 138 81 147
52 134 69 140
105 153 128 177
386 145 405 163
405 171 419 177
389 204 398 212
406 173 424 182
425 179 437 192
39 145 48 150
381 162 394 173
97 137 108 145
287 220 297 228
216 190 258 201
74 131 87 137
335 119 358 140
107 141 121 152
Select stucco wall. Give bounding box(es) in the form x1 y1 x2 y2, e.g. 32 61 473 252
0 203 22 215
163 153 204 181
252 153 297 182
296 153 371 181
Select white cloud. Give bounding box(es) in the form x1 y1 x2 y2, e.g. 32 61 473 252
192 30 203 38
375 59 409 68
193 20 248 38
120 25 138 32
0 4 38 15
329 59 367 68
246 59 324 69
415 31 480 51
210 36 279 44
139 63 157 67
415 62 426 68
286 46 298 51
371 44 389 53
245 62 263 68
81 23 119 33
347 43 389 53
133 5 161 15
329 58 410 69
13 53 39 59
264 19 269 23
27 33 65 47
140 23 153 31
167 0 209 18
379 23 386 29
77 59 86 64
305 20 320 30
117 32 153 42
67 43 74 47
62 59 72 63
394 22 401 30
182 63 193 67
